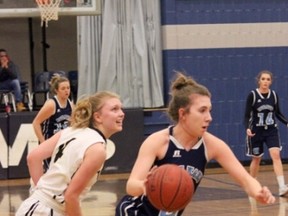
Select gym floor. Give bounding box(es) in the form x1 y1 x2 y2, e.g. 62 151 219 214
1 166 287 216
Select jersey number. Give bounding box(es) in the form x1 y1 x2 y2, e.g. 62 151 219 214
256 112 274 126
54 138 76 163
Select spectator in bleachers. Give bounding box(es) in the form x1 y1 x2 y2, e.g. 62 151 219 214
0 48 26 111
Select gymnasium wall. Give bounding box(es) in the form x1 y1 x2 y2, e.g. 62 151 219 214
161 0 288 162
0 17 78 87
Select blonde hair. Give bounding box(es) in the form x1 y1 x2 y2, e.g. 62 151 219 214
70 91 120 129
167 72 211 122
50 74 70 95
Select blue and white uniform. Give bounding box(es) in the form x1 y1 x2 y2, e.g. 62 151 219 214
42 96 72 170
42 96 72 140
116 126 208 216
244 89 288 157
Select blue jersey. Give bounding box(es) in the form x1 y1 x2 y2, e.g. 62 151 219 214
116 126 208 216
41 96 72 171
42 96 72 140
245 89 286 156
249 89 277 129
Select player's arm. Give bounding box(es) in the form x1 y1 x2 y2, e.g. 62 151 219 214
27 131 61 185
126 130 167 196
274 94 288 126
32 99 56 143
243 92 253 129
205 132 275 204
64 143 106 216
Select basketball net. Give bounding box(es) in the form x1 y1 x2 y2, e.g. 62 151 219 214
36 0 62 27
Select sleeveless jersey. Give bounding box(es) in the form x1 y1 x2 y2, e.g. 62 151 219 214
34 127 106 214
116 126 208 216
42 96 72 140
249 89 277 129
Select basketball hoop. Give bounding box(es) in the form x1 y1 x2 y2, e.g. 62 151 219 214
36 0 62 27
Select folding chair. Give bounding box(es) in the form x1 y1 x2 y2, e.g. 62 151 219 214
31 71 51 110
50 70 67 77
21 81 33 111
32 71 67 110
0 90 16 112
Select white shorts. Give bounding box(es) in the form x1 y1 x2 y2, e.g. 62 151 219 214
15 196 63 216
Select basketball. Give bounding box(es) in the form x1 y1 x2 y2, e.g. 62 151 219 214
146 164 194 212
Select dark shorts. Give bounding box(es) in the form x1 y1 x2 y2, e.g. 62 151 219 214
246 125 281 157
116 195 153 216
115 195 184 216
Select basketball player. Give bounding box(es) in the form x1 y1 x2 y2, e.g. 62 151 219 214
16 91 125 216
244 70 288 197
33 74 73 171
116 72 275 216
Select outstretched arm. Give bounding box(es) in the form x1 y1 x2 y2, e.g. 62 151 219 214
205 132 275 204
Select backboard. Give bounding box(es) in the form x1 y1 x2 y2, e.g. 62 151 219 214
0 0 101 18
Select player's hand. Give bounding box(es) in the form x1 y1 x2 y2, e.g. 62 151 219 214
146 166 158 180
144 166 158 195
246 129 255 137
255 186 275 204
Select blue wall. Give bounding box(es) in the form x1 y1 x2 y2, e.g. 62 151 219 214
160 0 288 162
161 0 288 25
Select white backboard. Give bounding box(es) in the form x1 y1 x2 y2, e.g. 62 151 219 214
0 0 101 17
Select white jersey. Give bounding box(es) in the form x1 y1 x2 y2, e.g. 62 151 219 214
33 127 106 214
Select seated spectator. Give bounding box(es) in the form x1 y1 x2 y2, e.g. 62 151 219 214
0 48 26 111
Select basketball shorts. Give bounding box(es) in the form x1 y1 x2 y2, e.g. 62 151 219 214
246 126 281 157
115 195 184 216
15 196 63 216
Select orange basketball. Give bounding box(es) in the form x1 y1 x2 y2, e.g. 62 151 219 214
146 164 194 212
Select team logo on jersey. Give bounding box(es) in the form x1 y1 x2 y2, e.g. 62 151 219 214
172 150 181 158
257 99 261 103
